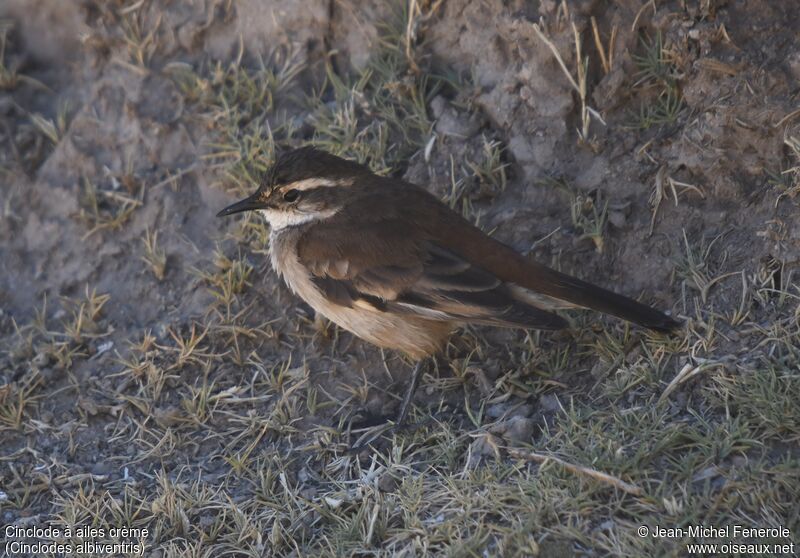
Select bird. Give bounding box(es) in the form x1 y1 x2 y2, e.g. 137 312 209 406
217 146 680 424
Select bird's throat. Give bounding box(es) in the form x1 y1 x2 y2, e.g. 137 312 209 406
258 208 338 231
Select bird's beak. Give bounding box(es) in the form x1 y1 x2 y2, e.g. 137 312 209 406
216 193 265 217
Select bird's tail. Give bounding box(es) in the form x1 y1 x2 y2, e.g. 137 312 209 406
521 262 681 332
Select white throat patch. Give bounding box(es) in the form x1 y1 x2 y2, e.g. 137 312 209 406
259 208 338 231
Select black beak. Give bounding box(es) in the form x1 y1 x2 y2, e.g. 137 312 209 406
216 193 265 217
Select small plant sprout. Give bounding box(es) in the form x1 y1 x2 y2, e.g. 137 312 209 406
141 228 167 281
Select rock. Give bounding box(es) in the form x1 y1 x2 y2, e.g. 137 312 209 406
538 393 561 413
377 472 399 493
32 351 50 367
430 96 483 138
494 416 535 444
788 51 800 81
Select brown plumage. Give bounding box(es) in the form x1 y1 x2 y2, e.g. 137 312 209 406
218 146 681 421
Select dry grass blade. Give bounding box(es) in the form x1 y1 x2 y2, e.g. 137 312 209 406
141 228 167 280
631 0 657 32
590 16 616 75
773 109 800 129
658 359 725 404
532 22 580 95
695 58 739 76
507 446 643 496
532 20 604 142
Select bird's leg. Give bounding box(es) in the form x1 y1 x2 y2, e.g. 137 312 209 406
396 358 430 425
348 358 433 452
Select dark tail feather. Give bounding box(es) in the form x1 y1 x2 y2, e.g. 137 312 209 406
436 222 681 332
525 266 681 333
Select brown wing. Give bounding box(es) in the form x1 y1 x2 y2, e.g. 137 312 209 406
298 177 678 332
296 218 569 330
429 214 681 332
401 186 681 333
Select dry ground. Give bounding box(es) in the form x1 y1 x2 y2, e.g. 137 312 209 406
1 1 799 556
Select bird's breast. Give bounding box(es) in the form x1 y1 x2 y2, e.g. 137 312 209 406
268 227 451 359
269 227 314 296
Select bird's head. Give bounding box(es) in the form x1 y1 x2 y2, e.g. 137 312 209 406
216 146 370 230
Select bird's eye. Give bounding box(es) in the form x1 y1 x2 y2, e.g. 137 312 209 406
283 189 300 202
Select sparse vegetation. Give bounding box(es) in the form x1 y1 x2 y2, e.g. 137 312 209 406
141 228 167 281
466 136 509 196
533 18 606 145
773 133 800 205
631 31 685 129
306 5 441 174
77 176 142 238
2 1 799 557
0 20 46 90
570 191 608 253
540 176 609 253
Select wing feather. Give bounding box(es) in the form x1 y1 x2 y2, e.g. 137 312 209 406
299 222 567 330
295 178 677 333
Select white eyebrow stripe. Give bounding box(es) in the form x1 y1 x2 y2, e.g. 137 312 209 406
280 177 353 192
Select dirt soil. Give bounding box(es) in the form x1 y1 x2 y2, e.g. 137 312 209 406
1 0 799 556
